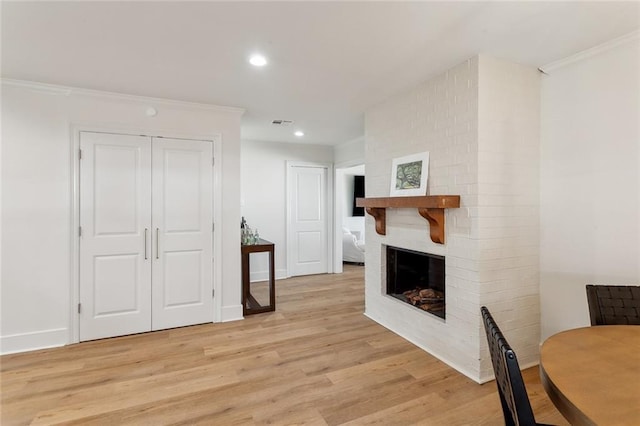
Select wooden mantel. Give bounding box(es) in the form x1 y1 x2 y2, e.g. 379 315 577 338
356 195 460 244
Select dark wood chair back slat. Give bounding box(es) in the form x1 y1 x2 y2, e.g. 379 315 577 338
586 285 640 326
481 306 551 426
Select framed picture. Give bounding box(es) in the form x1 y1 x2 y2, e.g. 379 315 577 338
390 152 429 196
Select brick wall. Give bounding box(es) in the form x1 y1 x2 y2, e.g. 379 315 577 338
364 55 540 383
477 56 541 378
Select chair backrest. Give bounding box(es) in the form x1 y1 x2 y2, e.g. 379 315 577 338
585 285 640 326
481 306 537 426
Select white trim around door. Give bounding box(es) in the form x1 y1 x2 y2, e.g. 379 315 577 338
69 126 222 344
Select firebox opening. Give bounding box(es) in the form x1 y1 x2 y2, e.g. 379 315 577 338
386 246 445 319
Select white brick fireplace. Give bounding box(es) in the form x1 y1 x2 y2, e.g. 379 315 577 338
363 55 540 383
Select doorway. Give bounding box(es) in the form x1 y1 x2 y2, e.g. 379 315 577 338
334 163 365 273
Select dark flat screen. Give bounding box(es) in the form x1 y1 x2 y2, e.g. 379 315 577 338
352 175 365 216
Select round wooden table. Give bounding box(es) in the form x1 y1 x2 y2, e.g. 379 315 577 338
540 326 640 426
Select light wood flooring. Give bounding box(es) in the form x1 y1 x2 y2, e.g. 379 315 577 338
1 265 568 425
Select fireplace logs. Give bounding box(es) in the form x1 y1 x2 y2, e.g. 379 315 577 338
402 288 445 312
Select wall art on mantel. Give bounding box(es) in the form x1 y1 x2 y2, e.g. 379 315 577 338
390 152 429 196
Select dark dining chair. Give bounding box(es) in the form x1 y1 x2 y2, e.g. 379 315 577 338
481 306 553 426
585 284 640 326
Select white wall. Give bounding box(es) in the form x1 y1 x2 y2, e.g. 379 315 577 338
240 140 333 280
477 56 541 377
1 80 244 354
540 34 640 340
334 136 364 166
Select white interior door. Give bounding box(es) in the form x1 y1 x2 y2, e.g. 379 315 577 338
79 132 152 341
289 164 329 276
151 137 214 330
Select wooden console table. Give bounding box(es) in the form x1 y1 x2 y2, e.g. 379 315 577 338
241 239 275 315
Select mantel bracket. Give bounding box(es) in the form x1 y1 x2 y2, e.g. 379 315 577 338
365 207 386 235
418 208 445 244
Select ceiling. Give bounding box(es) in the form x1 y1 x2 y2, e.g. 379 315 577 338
2 1 639 146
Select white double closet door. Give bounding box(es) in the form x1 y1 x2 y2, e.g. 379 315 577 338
79 132 214 341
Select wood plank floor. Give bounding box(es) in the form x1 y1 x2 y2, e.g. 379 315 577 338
1 265 568 425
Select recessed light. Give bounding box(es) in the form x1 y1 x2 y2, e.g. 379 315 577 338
249 54 267 67
294 131 304 137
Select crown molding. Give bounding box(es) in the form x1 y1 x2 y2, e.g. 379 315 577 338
0 78 245 115
540 30 639 74
1 78 73 95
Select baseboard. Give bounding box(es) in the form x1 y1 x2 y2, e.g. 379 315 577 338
220 304 244 322
0 328 68 355
250 268 288 283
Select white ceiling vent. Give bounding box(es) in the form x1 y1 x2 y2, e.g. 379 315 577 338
271 119 294 126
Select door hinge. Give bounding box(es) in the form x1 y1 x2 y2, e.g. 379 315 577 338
79 226 82 237
212 223 214 232
212 157 215 166
212 289 215 298
77 303 81 314
79 149 82 160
